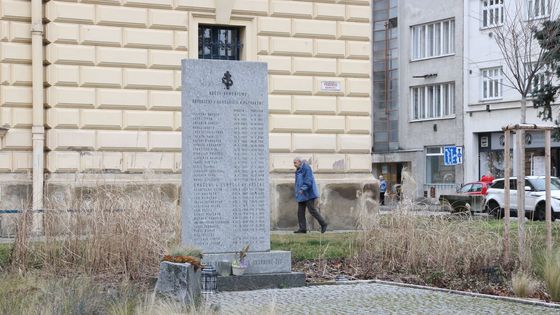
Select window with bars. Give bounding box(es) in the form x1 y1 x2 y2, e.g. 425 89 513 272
411 19 454 60
198 25 242 60
482 0 504 28
528 0 550 20
481 67 503 100
411 82 455 120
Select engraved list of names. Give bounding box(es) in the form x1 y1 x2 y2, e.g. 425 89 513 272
181 60 270 253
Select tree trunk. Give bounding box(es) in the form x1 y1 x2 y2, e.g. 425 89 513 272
545 129 553 256
517 129 527 269
521 96 527 124
503 130 511 264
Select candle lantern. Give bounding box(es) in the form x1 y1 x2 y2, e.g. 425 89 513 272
201 265 218 294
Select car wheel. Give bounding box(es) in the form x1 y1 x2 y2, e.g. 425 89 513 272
486 201 503 219
533 203 546 221
533 203 556 221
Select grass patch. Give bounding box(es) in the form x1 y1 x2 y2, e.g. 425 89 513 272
271 232 357 260
0 243 11 269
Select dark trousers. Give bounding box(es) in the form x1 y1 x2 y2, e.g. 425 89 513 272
298 198 326 231
380 192 385 205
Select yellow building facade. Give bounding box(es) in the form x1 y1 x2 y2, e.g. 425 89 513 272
0 0 373 232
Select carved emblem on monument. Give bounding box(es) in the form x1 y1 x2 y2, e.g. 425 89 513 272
222 71 233 90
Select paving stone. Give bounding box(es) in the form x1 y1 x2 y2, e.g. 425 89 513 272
206 282 559 314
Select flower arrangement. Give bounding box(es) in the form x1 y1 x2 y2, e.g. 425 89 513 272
231 244 250 269
162 245 203 271
161 255 202 271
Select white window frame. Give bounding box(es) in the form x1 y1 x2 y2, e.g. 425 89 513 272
425 146 456 184
411 19 455 61
411 82 455 121
481 0 504 28
481 67 503 100
528 0 551 20
528 64 552 96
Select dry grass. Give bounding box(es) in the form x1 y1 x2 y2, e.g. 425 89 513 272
355 207 503 279
0 273 238 315
512 271 538 297
10 180 180 281
544 251 560 302
354 170 504 280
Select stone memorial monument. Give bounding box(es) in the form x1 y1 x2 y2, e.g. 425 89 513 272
181 59 303 289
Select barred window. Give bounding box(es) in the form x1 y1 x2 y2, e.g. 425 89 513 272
198 25 242 60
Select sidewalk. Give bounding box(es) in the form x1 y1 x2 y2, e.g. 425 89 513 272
209 281 559 314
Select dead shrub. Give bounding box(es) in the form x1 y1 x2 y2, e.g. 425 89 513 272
544 251 560 302
355 208 503 279
11 178 180 281
511 271 538 297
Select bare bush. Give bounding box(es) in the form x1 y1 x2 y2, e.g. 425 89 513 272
10 179 180 281
544 251 560 302
355 210 502 279
512 271 538 298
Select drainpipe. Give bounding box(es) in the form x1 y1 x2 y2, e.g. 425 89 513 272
31 0 44 211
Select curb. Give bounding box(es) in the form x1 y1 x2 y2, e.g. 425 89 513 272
308 279 560 309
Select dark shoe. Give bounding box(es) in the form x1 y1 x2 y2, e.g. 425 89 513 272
320 224 328 234
293 230 307 234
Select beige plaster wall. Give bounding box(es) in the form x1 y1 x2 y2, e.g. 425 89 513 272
0 1 374 227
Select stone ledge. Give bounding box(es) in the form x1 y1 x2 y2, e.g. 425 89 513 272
203 250 291 274
217 272 305 292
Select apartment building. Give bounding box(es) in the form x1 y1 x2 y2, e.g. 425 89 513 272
0 0 373 233
372 0 464 198
463 0 558 182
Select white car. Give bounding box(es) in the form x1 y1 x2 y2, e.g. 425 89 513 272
485 176 560 221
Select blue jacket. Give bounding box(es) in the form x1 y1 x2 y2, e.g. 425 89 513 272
380 180 387 193
295 162 319 202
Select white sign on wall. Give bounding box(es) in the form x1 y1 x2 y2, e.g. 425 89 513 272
320 81 341 92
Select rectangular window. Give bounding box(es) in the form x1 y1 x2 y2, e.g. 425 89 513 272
482 0 504 28
411 19 455 60
198 25 242 60
481 67 503 100
529 64 552 95
528 0 550 20
426 147 456 184
411 83 455 120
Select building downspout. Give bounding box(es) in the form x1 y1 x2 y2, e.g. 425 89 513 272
31 0 44 212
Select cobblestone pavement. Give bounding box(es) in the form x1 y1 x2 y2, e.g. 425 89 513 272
209 282 559 315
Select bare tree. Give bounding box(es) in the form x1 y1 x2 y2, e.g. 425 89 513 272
490 0 558 268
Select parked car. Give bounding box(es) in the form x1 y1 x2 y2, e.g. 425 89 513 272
485 176 560 221
439 181 489 213
457 181 490 196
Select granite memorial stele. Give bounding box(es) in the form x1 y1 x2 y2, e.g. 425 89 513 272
181 59 303 290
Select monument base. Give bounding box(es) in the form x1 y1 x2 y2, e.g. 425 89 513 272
203 250 291 274
217 272 305 291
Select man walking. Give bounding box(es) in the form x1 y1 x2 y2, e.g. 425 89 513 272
293 157 327 234
379 175 387 205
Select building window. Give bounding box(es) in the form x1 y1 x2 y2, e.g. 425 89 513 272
527 63 552 95
482 0 504 28
198 25 242 60
426 147 456 184
528 0 550 20
411 83 455 120
481 67 503 100
411 19 454 60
